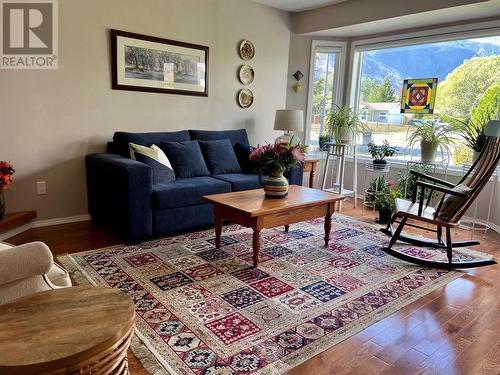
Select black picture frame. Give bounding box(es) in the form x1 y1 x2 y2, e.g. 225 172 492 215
111 29 209 96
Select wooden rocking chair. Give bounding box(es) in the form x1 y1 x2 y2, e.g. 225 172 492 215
381 119 500 269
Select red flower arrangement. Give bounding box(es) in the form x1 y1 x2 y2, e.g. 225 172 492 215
0 161 15 191
249 142 305 174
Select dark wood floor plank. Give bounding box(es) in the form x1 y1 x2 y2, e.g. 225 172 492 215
6 199 499 375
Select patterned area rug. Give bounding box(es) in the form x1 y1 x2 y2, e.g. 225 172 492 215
58 216 488 375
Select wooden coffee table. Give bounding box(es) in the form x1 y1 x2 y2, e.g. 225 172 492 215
0 286 135 375
203 185 344 267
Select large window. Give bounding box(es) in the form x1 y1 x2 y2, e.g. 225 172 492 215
306 41 346 145
349 30 500 166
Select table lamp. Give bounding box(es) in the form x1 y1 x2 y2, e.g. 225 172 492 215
274 109 304 145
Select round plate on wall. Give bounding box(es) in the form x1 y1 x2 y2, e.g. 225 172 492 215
239 65 255 85
239 40 255 61
237 89 254 108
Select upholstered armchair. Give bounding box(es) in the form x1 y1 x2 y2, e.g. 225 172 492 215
0 241 72 305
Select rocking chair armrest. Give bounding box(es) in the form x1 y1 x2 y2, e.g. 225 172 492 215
409 170 455 187
415 181 469 197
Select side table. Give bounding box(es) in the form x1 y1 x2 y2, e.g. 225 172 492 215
303 158 320 188
0 286 135 374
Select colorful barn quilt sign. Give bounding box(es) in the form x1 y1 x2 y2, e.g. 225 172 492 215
400 78 438 114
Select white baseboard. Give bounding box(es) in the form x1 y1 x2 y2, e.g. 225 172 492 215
0 214 91 241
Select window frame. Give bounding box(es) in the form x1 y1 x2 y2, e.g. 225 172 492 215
305 40 348 145
345 21 500 169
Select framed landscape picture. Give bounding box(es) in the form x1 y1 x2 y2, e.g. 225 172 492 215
111 29 209 96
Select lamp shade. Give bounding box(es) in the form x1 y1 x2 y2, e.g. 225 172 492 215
274 110 304 132
484 119 500 138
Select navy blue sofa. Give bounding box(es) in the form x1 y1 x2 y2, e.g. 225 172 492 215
86 129 303 242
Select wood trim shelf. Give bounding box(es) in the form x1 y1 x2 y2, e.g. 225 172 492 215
0 211 37 235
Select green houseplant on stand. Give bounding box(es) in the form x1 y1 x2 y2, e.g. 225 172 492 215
407 120 454 163
325 105 366 145
367 140 398 170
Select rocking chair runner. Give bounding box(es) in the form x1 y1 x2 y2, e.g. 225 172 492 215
381 119 500 269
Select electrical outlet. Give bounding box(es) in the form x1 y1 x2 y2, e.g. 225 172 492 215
36 181 47 195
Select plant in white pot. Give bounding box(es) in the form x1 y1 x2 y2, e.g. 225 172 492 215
407 120 454 163
325 105 366 145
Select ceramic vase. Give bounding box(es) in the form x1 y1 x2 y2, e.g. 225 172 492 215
261 171 289 198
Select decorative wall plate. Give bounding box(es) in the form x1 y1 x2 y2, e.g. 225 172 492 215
239 65 255 85
238 89 254 108
239 40 255 61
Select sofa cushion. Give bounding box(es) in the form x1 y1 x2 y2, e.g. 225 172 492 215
160 141 210 179
212 173 262 191
153 177 231 209
199 139 242 175
112 130 191 157
134 153 176 184
189 129 250 147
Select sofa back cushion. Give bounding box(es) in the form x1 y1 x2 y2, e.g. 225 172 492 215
161 140 210 179
199 139 242 175
189 129 250 147
112 130 191 157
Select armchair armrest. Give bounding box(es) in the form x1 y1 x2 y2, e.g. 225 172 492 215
410 170 455 188
0 242 52 285
86 153 153 241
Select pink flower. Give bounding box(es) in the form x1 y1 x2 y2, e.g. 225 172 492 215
388 181 396 187
291 147 305 162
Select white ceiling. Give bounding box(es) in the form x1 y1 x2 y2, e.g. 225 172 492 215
252 0 347 12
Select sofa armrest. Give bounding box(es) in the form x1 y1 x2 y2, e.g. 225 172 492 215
0 242 53 285
285 164 304 186
86 153 153 241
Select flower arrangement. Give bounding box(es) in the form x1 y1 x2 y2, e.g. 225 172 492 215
249 141 305 175
0 161 15 191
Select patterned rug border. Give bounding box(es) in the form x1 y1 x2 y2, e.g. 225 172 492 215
56 216 472 375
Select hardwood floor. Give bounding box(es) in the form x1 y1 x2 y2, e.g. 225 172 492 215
7 201 500 375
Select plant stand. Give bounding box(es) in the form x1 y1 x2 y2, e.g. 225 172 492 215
362 162 391 215
458 165 499 239
321 143 357 212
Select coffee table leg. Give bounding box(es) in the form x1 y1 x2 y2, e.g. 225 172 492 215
284 225 289 233
215 212 222 249
324 213 332 246
252 229 261 267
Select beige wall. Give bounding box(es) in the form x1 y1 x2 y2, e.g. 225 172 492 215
0 0 291 220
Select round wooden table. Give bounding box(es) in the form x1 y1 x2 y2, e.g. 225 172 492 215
0 286 135 375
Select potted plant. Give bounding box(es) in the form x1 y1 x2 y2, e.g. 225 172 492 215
249 140 305 198
367 140 398 169
365 175 388 208
0 161 15 220
325 105 366 145
407 120 454 163
372 181 401 224
448 112 493 163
